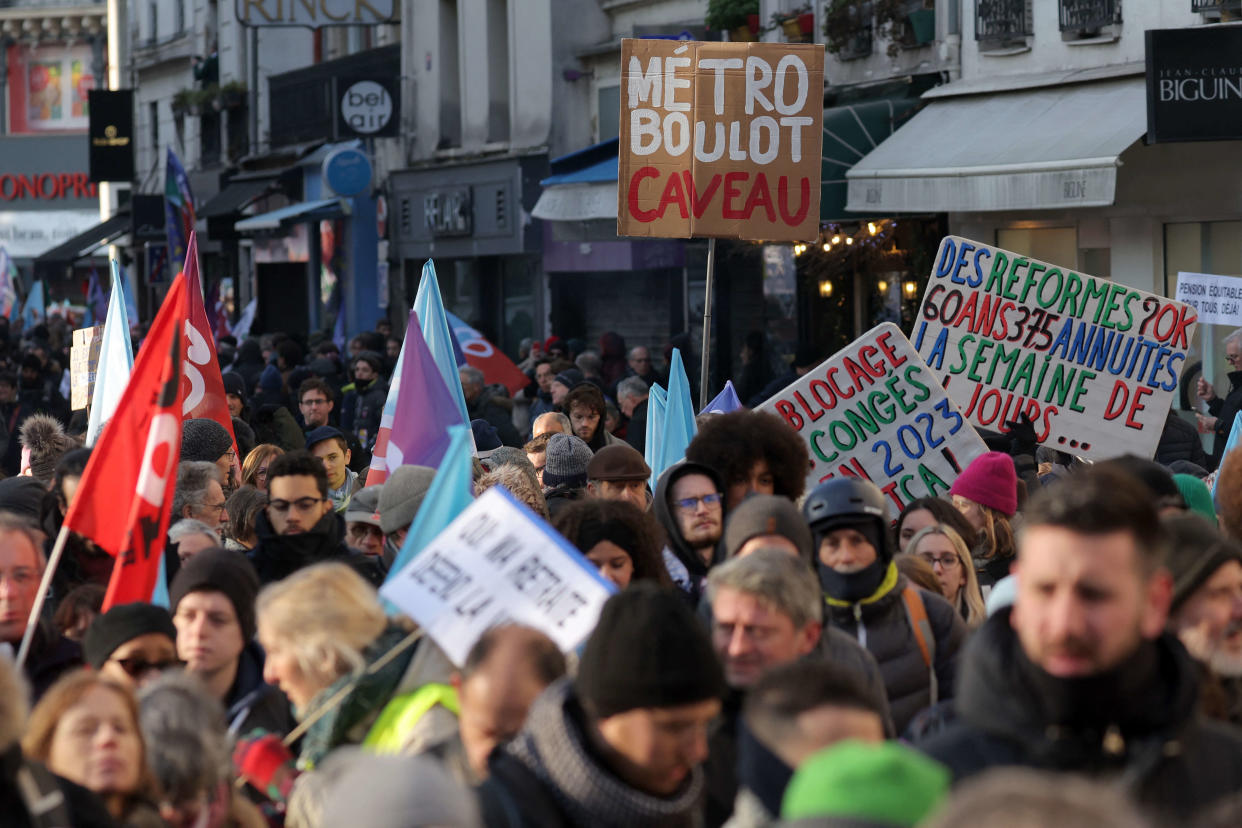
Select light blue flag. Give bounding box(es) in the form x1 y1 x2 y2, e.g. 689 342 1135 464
232 298 256 341
700 380 743 416
385 424 475 600
414 261 471 428
655 348 698 483
21 280 43 330
1213 411 1242 508
86 261 135 446
151 555 170 609
118 263 139 325
646 384 667 491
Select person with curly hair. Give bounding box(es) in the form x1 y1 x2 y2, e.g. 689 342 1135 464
685 409 810 509
553 499 670 590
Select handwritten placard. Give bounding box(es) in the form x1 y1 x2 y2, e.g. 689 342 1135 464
379 486 616 666
757 323 987 511
914 236 1198 460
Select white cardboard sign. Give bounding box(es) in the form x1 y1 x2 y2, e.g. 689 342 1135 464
914 236 1198 461
1175 271 1242 327
757 322 987 512
379 487 616 666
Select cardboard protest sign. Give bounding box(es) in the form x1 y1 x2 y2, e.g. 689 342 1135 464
914 237 1198 461
757 323 987 511
379 487 615 666
1175 271 1242 327
618 39 824 242
70 325 103 411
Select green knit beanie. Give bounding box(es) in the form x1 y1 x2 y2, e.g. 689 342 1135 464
781 741 950 827
1174 473 1216 523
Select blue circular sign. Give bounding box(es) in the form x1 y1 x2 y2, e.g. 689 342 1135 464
323 147 372 197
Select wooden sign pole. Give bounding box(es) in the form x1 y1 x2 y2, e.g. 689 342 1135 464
699 237 716 410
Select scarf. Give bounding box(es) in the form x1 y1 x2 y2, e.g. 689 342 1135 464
505 678 703 827
296 624 417 769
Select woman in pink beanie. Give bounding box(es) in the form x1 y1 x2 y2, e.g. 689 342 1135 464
949 451 1018 588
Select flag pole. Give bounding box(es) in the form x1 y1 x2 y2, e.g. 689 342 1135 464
699 237 717 410
15 525 71 670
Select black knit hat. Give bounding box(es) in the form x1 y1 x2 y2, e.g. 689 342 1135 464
82 603 177 669
1165 512 1242 611
181 418 234 463
169 548 260 641
577 582 725 717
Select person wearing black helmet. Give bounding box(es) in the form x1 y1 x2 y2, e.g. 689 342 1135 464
803 477 966 735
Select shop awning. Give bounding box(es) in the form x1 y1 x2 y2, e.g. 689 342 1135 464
845 78 1147 213
199 178 278 218
532 138 618 221
821 98 922 221
33 209 130 266
234 198 350 233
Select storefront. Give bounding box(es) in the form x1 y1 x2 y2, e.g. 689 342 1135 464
389 154 545 357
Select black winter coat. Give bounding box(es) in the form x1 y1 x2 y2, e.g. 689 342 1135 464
824 569 966 735
1156 409 1209 469
921 610 1242 822
1208 369 1242 469
652 462 728 605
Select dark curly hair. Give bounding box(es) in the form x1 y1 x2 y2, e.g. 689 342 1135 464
553 499 671 587
685 410 809 502
267 450 328 498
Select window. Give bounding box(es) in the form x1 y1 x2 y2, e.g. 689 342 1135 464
149 100 159 160
1166 221 1242 409
995 227 1078 270
485 0 509 143
438 0 461 149
975 0 1031 44
149 1 158 42
597 85 619 142
176 0 185 33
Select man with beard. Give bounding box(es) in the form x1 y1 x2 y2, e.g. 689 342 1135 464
654 462 727 603
1164 512 1242 726
249 450 382 585
922 466 1242 822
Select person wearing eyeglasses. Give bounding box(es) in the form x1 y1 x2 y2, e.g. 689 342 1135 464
249 450 383 586
653 461 729 603
1197 328 1242 470
82 603 180 691
171 461 230 535
907 524 986 630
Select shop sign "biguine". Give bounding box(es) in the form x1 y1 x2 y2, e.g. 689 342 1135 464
914 236 1198 461
618 39 824 241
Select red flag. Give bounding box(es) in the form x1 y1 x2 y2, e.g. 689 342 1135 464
182 236 237 444
64 274 189 609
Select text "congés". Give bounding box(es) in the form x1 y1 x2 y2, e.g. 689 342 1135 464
626 46 816 164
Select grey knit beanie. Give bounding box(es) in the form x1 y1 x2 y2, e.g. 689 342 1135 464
542 433 593 489
180 418 233 463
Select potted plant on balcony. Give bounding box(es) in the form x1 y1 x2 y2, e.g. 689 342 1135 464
706 0 760 41
217 81 247 110
172 88 194 117
823 0 871 55
772 4 814 40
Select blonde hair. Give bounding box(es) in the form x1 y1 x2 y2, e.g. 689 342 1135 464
256 562 388 691
908 524 987 629
22 670 157 802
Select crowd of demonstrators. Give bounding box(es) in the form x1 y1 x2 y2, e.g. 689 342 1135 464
6 316 1242 828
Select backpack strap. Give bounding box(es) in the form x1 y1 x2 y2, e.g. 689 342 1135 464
901 584 938 706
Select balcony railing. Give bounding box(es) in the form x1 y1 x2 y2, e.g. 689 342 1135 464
1192 0 1242 12
1059 0 1120 31
976 0 1031 40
